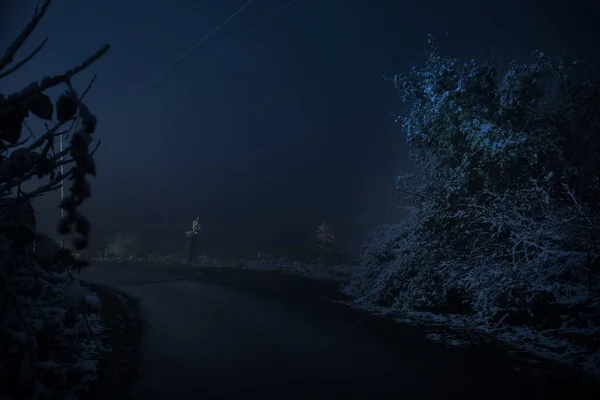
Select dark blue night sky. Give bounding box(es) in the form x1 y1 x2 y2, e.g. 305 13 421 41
1 0 598 251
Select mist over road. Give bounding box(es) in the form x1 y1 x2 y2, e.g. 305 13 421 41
81 263 593 399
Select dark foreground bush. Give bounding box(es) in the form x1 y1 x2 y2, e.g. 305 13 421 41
0 1 110 398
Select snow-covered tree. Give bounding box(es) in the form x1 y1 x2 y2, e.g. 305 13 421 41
185 217 201 263
0 1 110 397
395 35 600 209
311 221 336 265
350 35 600 336
313 221 334 250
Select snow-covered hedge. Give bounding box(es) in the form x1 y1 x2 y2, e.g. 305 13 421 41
0 1 110 398
348 36 600 366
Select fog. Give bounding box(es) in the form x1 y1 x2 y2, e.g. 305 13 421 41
2 0 597 255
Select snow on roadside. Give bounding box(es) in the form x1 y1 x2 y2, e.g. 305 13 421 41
237 259 351 281
345 300 600 378
92 254 352 282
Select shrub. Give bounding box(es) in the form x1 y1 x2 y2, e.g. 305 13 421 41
185 217 201 263
104 232 140 259
350 36 600 330
311 221 335 261
0 1 110 397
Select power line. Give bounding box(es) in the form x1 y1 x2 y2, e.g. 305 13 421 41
159 0 255 77
121 0 255 109
215 0 298 57
176 0 298 82
125 0 300 108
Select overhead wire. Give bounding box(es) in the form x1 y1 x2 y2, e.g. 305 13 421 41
173 0 299 91
122 0 254 106
212 0 298 59
125 0 300 108
158 0 255 77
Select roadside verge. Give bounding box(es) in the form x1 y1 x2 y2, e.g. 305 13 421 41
82 283 143 400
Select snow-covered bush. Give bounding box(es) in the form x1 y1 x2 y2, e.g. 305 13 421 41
0 1 110 398
104 232 140 259
350 36 600 332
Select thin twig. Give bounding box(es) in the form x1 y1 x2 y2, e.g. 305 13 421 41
0 38 48 80
397 188 429 200
0 0 51 72
19 168 73 202
90 139 101 156
26 119 72 152
6 44 110 106
64 74 97 140
22 121 38 143
7 132 34 149
0 133 69 193
80 74 97 100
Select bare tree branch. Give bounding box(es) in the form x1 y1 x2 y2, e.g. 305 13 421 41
7 133 34 149
90 138 101 155
0 0 51 72
6 44 110 106
80 73 97 100
20 168 73 202
0 37 48 80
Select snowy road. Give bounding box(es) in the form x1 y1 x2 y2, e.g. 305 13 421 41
80 263 589 400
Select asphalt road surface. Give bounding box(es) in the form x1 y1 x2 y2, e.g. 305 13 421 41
80 262 597 400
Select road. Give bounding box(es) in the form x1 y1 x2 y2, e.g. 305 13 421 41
81 262 595 400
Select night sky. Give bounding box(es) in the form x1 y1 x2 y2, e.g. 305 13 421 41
1 0 598 252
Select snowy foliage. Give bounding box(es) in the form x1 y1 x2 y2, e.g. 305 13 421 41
348 36 600 373
0 1 110 398
394 36 599 208
184 217 202 263
185 217 201 238
104 232 140 259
